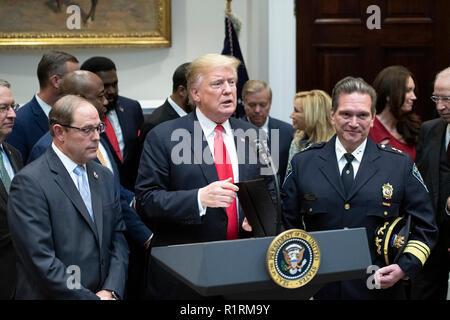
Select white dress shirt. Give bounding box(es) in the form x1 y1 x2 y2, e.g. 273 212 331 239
335 137 367 178
51 143 90 194
195 108 240 216
168 96 187 117
107 110 125 154
35 94 52 119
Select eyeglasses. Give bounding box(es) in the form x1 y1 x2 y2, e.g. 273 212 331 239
61 122 106 136
0 103 20 114
430 96 450 104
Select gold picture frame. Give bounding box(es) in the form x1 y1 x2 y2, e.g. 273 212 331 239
0 0 171 49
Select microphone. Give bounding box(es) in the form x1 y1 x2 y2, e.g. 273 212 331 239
253 138 283 234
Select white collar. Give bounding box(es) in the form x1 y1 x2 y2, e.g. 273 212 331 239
35 94 52 118
335 137 367 163
51 142 85 174
195 108 232 138
168 96 187 117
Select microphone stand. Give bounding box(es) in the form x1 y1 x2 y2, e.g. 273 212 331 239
255 139 283 235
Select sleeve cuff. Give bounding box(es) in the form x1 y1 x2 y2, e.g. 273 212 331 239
197 190 207 217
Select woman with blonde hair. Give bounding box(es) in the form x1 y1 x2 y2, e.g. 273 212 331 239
287 90 335 169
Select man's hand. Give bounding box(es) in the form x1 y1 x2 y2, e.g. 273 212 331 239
96 290 115 300
447 196 450 214
374 264 406 289
242 217 252 232
199 178 239 208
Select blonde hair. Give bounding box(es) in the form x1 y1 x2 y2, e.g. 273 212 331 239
293 90 335 149
187 54 240 105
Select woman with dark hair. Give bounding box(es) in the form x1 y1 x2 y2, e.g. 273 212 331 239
369 65 421 160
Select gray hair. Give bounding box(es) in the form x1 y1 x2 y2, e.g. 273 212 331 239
49 94 89 137
0 79 11 89
331 76 377 114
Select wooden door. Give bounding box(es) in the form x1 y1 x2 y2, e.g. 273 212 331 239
296 0 450 121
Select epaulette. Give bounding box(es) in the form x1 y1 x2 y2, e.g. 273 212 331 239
376 143 407 156
300 142 326 152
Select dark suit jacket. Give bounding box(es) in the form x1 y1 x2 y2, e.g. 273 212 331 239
0 142 22 299
27 132 152 246
135 111 274 299
7 147 129 299
416 118 448 224
102 95 144 191
7 96 49 163
132 99 183 189
282 136 438 299
244 116 294 183
145 99 180 133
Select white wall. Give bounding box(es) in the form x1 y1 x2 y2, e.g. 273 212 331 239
0 0 295 123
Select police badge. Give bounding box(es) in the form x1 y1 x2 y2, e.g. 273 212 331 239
266 229 320 289
382 183 393 200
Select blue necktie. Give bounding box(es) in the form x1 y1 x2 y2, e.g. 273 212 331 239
73 165 94 222
0 149 11 193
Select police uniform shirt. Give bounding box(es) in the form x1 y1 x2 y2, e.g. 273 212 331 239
335 136 367 178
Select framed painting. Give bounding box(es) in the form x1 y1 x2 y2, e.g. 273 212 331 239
0 0 171 49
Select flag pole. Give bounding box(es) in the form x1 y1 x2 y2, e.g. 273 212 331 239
226 0 232 14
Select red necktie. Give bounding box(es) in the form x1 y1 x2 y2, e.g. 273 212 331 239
103 117 123 163
214 125 238 240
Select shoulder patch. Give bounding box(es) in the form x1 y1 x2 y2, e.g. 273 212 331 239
412 163 428 192
377 143 406 156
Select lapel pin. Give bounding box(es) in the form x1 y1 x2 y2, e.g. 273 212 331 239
93 172 99 179
119 106 124 112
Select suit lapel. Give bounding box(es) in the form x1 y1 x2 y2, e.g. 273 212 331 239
186 112 218 185
0 143 22 201
229 117 254 182
86 162 103 249
347 139 380 200
31 96 50 133
428 121 445 179
47 148 99 242
317 137 346 200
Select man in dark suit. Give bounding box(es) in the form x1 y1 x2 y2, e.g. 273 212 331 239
0 80 23 299
413 67 450 300
282 76 437 299
135 54 273 299
7 51 79 163
133 62 193 183
242 80 294 183
80 56 144 191
7 95 129 299
27 70 152 299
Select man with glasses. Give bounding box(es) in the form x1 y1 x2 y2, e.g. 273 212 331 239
413 67 450 300
0 80 23 299
7 95 129 299
27 70 153 299
7 51 79 163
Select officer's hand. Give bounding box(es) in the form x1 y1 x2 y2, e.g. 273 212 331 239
199 178 239 208
374 264 406 289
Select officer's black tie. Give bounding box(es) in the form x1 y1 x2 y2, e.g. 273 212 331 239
341 153 355 196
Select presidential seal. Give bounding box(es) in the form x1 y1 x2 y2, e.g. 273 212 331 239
266 229 320 289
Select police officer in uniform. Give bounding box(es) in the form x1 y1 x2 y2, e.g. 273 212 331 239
282 76 437 299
